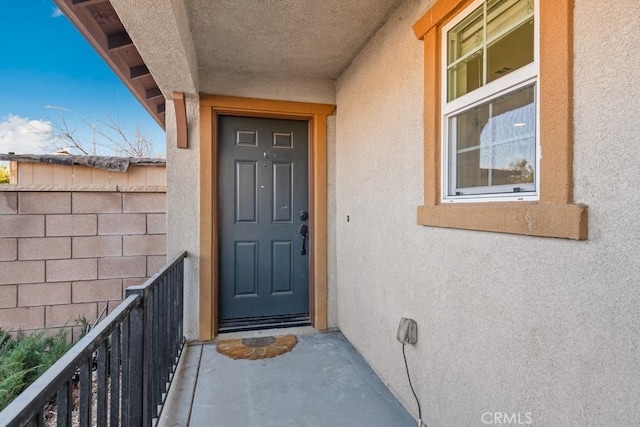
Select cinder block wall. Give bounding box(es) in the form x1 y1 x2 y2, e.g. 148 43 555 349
0 189 166 338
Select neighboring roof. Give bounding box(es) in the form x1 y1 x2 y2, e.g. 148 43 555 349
0 154 165 172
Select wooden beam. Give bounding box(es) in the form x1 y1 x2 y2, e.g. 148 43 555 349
72 0 107 7
173 92 188 149
107 32 133 50
130 65 150 79
200 94 336 116
145 87 162 100
157 103 166 114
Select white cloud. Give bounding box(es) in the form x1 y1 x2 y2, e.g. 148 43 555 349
0 115 52 155
52 7 63 18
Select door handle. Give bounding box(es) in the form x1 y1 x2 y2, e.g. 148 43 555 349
299 224 308 255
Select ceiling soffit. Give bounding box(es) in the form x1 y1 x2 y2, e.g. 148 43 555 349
185 0 404 80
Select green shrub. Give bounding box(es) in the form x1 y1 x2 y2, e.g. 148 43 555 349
0 328 73 411
0 165 9 184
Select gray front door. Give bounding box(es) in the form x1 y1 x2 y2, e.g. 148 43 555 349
218 115 309 325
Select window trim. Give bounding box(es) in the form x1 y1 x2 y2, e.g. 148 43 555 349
443 80 539 202
413 0 587 239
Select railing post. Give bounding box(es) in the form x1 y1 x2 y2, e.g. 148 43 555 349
126 289 145 427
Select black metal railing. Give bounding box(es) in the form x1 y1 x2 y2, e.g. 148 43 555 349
0 251 187 427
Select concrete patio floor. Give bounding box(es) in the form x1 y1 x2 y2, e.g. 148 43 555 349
158 329 416 427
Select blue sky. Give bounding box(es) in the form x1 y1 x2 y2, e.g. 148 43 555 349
0 1 165 157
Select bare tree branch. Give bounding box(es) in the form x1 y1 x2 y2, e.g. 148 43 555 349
43 106 160 158
46 110 89 155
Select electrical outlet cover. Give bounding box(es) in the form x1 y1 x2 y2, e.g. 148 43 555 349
396 318 418 344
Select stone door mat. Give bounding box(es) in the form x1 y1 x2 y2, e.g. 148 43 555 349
216 335 298 360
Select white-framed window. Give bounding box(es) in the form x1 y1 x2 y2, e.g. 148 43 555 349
441 0 538 202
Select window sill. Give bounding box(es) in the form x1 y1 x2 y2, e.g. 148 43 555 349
417 202 588 240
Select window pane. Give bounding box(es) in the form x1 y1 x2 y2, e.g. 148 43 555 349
450 85 536 193
487 0 533 40
457 149 488 189
448 50 483 101
447 6 483 65
456 103 488 150
487 18 534 83
484 85 535 186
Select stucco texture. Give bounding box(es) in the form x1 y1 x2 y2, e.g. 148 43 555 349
186 0 403 80
166 98 201 339
110 0 199 96
334 0 640 426
199 69 336 105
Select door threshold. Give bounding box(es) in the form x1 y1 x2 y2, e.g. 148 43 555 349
218 314 311 333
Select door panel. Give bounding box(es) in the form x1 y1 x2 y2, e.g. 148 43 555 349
235 161 258 223
219 115 309 322
271 241 294 294
272 162 293 223
234 241 258 297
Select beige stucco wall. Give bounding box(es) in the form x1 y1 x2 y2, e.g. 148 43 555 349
334 0 640 426
166 98 201 339
200 69 336 105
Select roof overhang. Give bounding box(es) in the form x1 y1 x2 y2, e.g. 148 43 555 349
54 0 407 125
54 0 166 128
